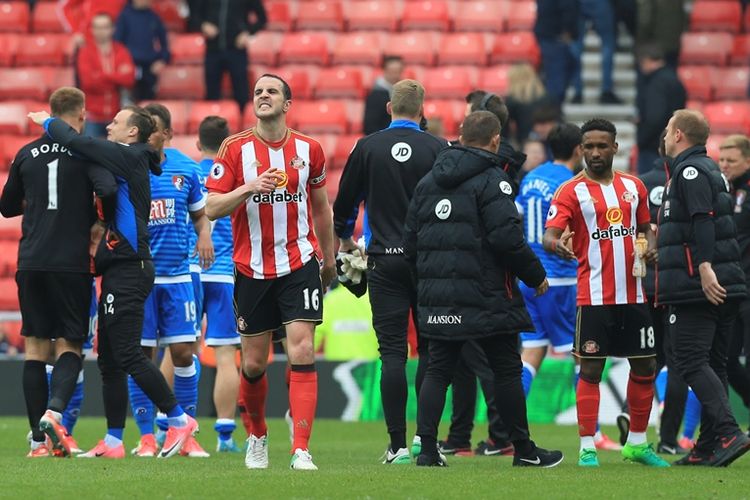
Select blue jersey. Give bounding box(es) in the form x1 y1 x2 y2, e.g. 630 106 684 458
149 148 205 277
187 158 207 274
193 158 234 279
515 161 577 279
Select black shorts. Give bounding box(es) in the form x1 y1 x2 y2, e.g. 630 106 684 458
574 303 656 359
16 270 92 342
234 259 323 336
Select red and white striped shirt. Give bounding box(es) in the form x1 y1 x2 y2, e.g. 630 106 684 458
546 171 651 306
206 128 327 280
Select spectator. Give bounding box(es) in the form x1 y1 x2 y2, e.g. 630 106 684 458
528 104 563 162
571 0 623 104
505 63 558 146
521 139 548 175
635 0 686 69
0 328 19 356
636 44 686 174
114 0 170 101
76 13 135 137
534 0 579 104
60 0 127 47
363 56 405 135
425 118 445 139
196 0 267 111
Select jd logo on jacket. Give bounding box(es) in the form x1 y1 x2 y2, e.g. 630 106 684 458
391 142 412 162
435 199 452 220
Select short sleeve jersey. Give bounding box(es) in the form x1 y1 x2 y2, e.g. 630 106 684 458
205 128 326 280
546 170 651 306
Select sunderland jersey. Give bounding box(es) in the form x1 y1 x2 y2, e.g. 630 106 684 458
546 170 650 306
205 128 327 280
515 161 577 280
149 148 206 278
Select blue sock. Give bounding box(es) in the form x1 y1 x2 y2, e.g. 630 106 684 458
683 389 701 440
655 367 668 403
521 362 535 396
193 354 202 381
62 370 84 434
174 360 198 418
128 375 154 436
166 405 187 427
45 364 53 401
107 428 124 441
156 412 169 432
214 419 236 441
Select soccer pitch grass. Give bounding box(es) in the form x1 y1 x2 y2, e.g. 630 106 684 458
0 418 747 499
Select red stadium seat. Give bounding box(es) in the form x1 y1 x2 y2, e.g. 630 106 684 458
703 101 750 134
331 134 360 170
423 99 462 136
0 67 51 100
243 105 258 129
0 278 19 309
272 65 318 100
138 99 189 134
170 34 205 65
689 1 741 34
325 167 343 204
383 31 439 66
168 135 200 161
423 67 477 99
1 135 36 171
679 32 733 66
401 1 451 31
248 32 282 66
713 67 750 100
504 1 536 31
31 2 64 32
331 32 383 66
731 34 750 66
0 103 28 134
437 33 488 66
278 32 330 66
685 100 704 113
677 66 714 101
453 1 504 32
490 32 539 66
315 133 337 161
157 66 205 100
0 33 19 65
266 1 293 32
290 100 348 134
51 66 74 88
0 2 29 33
295 1 344 31
346 99 365 134
0 239 17 277
314 67 364 99
344 1 399 31
152 0 185 32
479 65 511 94
705 133 727 162
188 100 241 134
15 33 67 66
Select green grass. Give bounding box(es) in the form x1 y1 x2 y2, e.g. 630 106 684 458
0 418 748 499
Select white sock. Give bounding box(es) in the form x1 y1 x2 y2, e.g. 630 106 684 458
594 430 603 441
30 439 45 450
45 410 62 422
627 432 647 446
580 436 596 451
168 413 188 428
104 434 122 447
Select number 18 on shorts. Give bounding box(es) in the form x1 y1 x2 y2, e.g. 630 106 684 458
574 303 656 358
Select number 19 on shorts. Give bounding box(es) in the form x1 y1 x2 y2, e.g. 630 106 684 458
639 326 655 349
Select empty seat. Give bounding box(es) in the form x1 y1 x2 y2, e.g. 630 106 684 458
0 240 17 277
0 103 29 134
188 100 241 134
401 1 451 31
331 134 360 170
345 1 399 31
689 1 741 34
139 99 190 135
331 32 383 66
248 32 282 66
504 0 536 31
51 66 74 88
278 32 330 66
168 135 200 161
31 1 64 32
15 33 67 66
479 65 511 94
1 135 36 170
0 277 19 309
383 31 439 66
271 65 317 100
423 99 461 137
152 0 185 32
705 133 727 162
713 67 749 100
0 67 51 100
170 33 205 65
453 1 504 32
157 66 205 100
295 1 344 31
490 32 540 66
437 33 488 66
325 168 343 204
677 66 714 101
0 33 19 65
423 66 477 99
314 67 364 99
265 1 293 32
731 34 750 66
346 99 365 134
679 32 733 66
0 2 29 33
703 101 750 134
289 100 348 134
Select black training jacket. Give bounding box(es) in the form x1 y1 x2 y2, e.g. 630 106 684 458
731 170 750 288
638 156 669 299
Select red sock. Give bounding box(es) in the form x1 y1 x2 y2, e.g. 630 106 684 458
627 373 655 433
576 377 600 437
240 372 268 437
237 394 253 437
285 365 291 389
289 369 317 453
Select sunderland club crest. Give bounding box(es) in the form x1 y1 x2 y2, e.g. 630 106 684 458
290 155 306 170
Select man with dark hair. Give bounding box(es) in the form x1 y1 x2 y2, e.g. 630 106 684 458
405 110 561 468
27 105 198 459
363 56 405 134
0 87 116 458
465 90 509 128
657 110 750 466
544 118 669 468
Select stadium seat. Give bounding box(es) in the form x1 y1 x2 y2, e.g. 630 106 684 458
0 103 28 134
248 32 282 66
168 135 200 161
278 32 330 66
0 277 18 309
453 1 504 32
423 67 477 99
289 100 349 134
15 33 67 66
423 99 461 137
705 133 727 162
685 100 704 113
0 2 28 33
346 99 365 134
679 32 733 66
677 66 714 101
0 199 22 237
51 66 74 88
188 100 241 134
504 0 536 31
0 67 50 100
1 135 37 170
479 65 511 94
0 33 19 65
689 1 741 34
157 66 205 100
314 67 364 99
703 101 750 134
271 65 317 100
437 33 488 66
243 106 258 129
295 1 344 31
401 1 451 31
0 240 16 277
265 1 293 32
383 32 439 66
137 99 189 135
331 134 360 170
152 0 186 32
731 34 750 66
331 32 383 66
344 1 399 31
31 2 64 32
490 32 539 66
325 167 343 204
713 67 750 101
170 33 205 65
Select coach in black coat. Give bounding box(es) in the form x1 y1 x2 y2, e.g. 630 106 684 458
405 111 561 468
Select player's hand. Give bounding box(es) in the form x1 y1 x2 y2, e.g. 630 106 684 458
150 60 166 75
699 262 726 305
338 237 357 253
89 222 105 258
201 22 219 39
555 231 576 260
27 111 50 126
246 168 282 195
535 278 549 296
644 247 658 264
235 31 251 50
194 231 215 270
320 262 336 289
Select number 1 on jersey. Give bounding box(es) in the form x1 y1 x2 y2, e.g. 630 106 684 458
47 159 59 210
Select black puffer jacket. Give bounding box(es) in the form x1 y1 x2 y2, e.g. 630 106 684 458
403 145 546 340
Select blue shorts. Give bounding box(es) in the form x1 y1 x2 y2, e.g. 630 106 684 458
142 280 197 347
519 282 576 353
202 280 240 346
83 280 97 355
191 271 204 337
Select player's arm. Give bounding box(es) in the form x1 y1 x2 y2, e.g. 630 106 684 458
205 169 280 220
188 170 214 268
0 154 25 217
310 186 336 289
332 141 366 252
542 190 576 260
